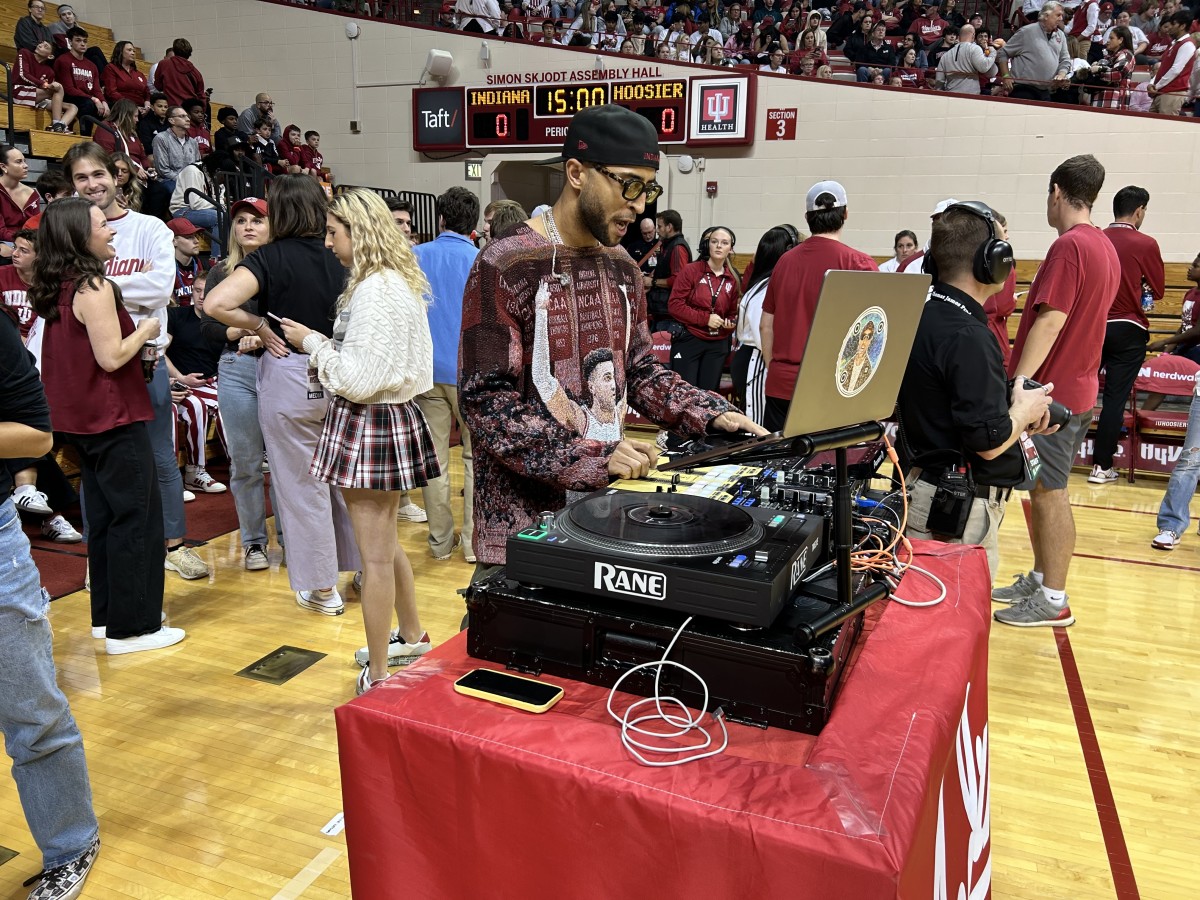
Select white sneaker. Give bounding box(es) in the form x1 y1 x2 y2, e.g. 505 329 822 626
434 534 462 561
165 545 210 580
184 466 227 493
183 489 197 502
41 514 82 543
106 626 185 655
94 611 166 639
13 486 53 515
1087 464 1119 485
397 501 428 522
463 542 477 564
1151 529 1181 550
355 630 432 667
244 544 269 571
296 588 345 616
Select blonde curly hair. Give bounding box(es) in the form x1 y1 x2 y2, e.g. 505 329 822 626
327 188 431 312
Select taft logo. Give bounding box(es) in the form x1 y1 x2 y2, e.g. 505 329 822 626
594 562 667 600
697 85 738 133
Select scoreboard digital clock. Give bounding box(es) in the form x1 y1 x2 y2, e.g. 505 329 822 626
413 76 691 152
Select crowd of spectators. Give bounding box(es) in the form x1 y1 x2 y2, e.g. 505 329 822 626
360 0 1200 113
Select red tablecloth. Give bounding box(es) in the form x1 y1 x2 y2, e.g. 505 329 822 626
335 540 992 900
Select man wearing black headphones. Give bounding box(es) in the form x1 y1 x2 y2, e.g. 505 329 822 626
896 202 1056 578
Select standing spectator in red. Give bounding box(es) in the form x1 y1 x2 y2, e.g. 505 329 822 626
153 38 205 109
995 155 1120 629
102 41 149 109
910 1 949 48
184 98 212 157
13 0 51 53
667 227 740 393
296 131 325 176
759 181 878 432
1147 9 1196 115
277 124 306 174
1066 0 1101 58
981 210 1018 366
53 27 108 135
1087 186 1164 485
13 40 77 133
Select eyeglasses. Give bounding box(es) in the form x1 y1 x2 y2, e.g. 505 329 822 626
592 165 663 204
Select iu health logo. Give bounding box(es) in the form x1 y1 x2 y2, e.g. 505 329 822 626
697 85 738 134
594 562 667 600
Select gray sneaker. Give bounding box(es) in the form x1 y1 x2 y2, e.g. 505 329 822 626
991 571 1040 604
244 544 269 571
994 592 1075 628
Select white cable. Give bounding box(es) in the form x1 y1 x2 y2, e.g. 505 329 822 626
889 560 947 607
606 616 729 767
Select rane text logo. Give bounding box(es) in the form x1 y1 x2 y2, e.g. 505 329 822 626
594 562 667 600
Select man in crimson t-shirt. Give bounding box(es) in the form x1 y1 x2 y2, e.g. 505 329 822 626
995 154 1119 630
759 180 878 433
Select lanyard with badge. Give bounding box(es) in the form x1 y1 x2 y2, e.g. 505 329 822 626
929 287 1042 483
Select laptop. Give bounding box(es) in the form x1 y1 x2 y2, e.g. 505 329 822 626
659 269 931 470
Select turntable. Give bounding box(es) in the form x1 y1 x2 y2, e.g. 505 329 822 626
506 489 824 628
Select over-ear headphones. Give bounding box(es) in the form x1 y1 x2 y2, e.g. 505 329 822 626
924 201 1013 285
780 223 800 247
698 225 737 259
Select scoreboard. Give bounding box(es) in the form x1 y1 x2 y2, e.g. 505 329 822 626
413 73 746 152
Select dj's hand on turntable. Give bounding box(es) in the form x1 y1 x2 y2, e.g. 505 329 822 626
607 439 659 480
711 410 770 437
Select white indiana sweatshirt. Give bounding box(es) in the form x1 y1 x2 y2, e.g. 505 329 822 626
105 208 175 350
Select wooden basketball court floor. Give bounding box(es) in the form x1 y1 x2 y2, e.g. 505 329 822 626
0 456 1196 899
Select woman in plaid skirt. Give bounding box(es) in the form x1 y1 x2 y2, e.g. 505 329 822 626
280 189 441 695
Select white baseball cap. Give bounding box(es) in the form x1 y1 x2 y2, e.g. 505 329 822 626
806 181 848 212
931 198 960 217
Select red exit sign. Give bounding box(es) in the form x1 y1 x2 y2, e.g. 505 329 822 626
766 108 797 141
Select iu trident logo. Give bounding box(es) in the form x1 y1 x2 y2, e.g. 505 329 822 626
705 90 731 124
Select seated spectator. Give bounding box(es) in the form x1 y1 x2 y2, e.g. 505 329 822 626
798 14 829 52
779 4 805 42
138 93 171 163
170 155 223 261
936 25 996 93
898 31 930 67
894 47 930 86
93 99 151 177
152 106 200 195
910 1 949 48
725 22 757 62
296 130 325 177
34 171 71 207
708 42 737 65
154 38 205 108
760 46 789 71
1106 10 1149 56
816 64 835 78
14 0 52 53
927 25 960 67
552 0 578 20
531 19 563 45
719 3 745 41
1140 27 1172 65
1146 249 1200 367
47 2 76 50
1133 0 1163 33
237 93 281 142
880 229 920 271
844 14 878 63
277 124 306 175
164 259 226 495
941 0 967 29
1083 24 1136 107
828 2 869 50
456 0 502 33
876 0 904 33
790 29 830 70
0 146 40 261
565 0 605 46
52 26 108 135
793 51 820 76
212 106 241 157
13 39 78 133
619 37 639 54
755 18 790 59
184 98 212 157
111 151 144 211
102 41 150 109
855 22 897 81
753 0 780 25
249 118 284 172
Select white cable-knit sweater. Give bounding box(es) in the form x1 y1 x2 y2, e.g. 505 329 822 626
301 270 434 405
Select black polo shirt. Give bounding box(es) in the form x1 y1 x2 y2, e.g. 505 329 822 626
0 309 51 498
896 282 1024 487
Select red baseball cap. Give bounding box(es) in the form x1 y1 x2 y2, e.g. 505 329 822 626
229 196 268 219
166 218 202 237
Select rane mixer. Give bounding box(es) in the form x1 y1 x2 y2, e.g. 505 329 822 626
466 440 891 733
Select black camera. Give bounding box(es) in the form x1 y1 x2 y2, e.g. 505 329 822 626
1010 377 1072 430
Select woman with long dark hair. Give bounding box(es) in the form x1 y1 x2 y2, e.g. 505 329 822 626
198 197 285 572
30 198 183 654
206 176 359 615
280 189 440 694
1085 25 1136 108
732 226 801 426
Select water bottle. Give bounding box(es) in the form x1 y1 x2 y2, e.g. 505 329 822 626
1141 279 1154 313
140 343 157 383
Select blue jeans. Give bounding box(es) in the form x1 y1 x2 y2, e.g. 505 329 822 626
218 350 284 548
1156 393 1200 535
146 363 187 541
0 498 99 868
176 208 222 258
856 65 892 82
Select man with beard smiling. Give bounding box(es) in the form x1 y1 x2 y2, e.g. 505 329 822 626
459 104 764 572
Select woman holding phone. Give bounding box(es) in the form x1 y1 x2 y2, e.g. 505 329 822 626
206 176 359 616
30 198 183 654
279 188 439 694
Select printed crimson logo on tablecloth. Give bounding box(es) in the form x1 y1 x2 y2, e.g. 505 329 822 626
934 682 991 900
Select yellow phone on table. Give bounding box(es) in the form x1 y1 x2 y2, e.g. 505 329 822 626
453 668 564 713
